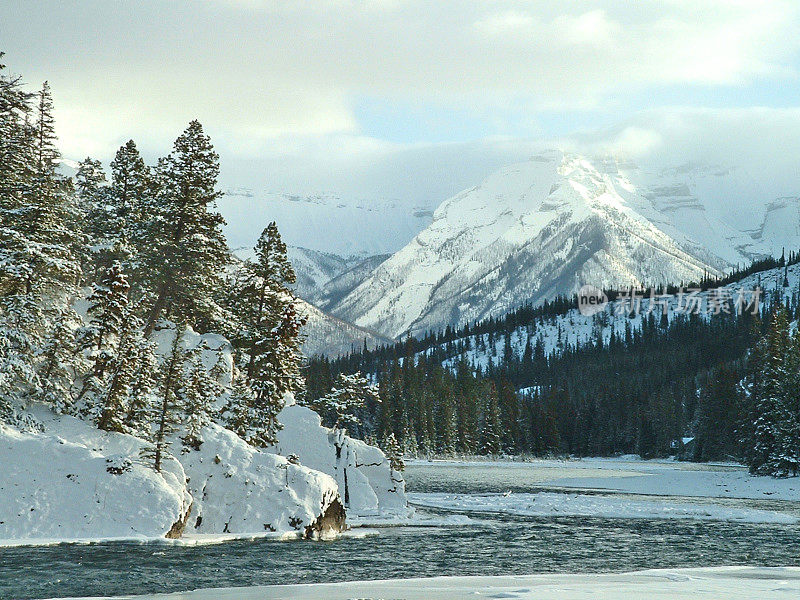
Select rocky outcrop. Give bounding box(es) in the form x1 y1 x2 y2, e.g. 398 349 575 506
165 502 193 539
272 400 411 520
305 495 347 539
177 423 343 537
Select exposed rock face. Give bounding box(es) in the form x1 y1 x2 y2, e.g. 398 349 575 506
305 496 347 539
165 502 193 539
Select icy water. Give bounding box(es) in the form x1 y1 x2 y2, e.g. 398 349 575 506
3 463 800 600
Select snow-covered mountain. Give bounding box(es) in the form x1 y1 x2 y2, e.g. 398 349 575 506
224 152 800 346
297 297 391 358
326 151 800 339
286 246 391 307
326 152 711 337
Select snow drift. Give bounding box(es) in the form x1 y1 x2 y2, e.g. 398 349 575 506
0 407 190 543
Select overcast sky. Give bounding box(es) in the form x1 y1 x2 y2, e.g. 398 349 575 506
2 0 800 204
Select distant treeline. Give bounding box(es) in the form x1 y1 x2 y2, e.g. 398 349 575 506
306 257 800 474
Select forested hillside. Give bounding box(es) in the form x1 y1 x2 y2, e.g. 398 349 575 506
309 260 800 475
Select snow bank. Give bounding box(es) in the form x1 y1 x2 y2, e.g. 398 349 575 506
0 407 345 545
178 423 343 538
66 567 800 600
0 407 190 544
272 402 411 520
408 492 798 524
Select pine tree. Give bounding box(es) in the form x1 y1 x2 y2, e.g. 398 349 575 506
110 140 148 226
181 351 222 450
123 324 159 436
84 261 130 351
749 307 793 475
145 327 186 472
383 432 405 473
480 383 502 455
223 373 258 444
226 223 306 446
141 121 228 336
36 309 81 414
312 372 380 434
95 310 142 433
0 67 81 426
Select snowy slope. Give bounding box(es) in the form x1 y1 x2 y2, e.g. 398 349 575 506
0 407 190 543
0 408 344 544
614 159 800 265
178 423 343 538
297 298 391 358
0 314 407 544
332 151 725 338
286 246 353 301
424 261 799 373
330 151 800 339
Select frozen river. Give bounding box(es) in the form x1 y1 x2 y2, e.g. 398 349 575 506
2 460 799 599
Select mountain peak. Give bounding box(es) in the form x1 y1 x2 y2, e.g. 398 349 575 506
325 154 798 339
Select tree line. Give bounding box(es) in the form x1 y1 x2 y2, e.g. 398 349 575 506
309 275 800 476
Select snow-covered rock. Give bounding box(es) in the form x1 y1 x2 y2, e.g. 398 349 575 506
272 402 411 520
178 423 343 538
0 407 190 543
0 407 346 544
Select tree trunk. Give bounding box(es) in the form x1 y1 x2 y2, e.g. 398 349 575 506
144 284 169 338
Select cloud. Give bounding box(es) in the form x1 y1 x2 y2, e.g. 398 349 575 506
2 0 798 162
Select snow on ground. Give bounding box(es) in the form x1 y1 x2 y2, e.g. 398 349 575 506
0 407 190 545
0 404 345 546
62 567 800 600
408 491 797 524
271 400 412 520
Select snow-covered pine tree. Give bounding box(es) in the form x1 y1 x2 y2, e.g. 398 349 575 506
110 140 149 229
383 432 405 473
77 262 131 421
312 372 379 435
227 223 306 447
240 222 296 377
36 309 81 414
776 327 800 475
144 327 187 472
123 326 159 437
141 121 228 336
0 69 81 426
75 157 112 275
223 372 257 444
181 351 222 450
83 261 129 351
749 307 791 476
